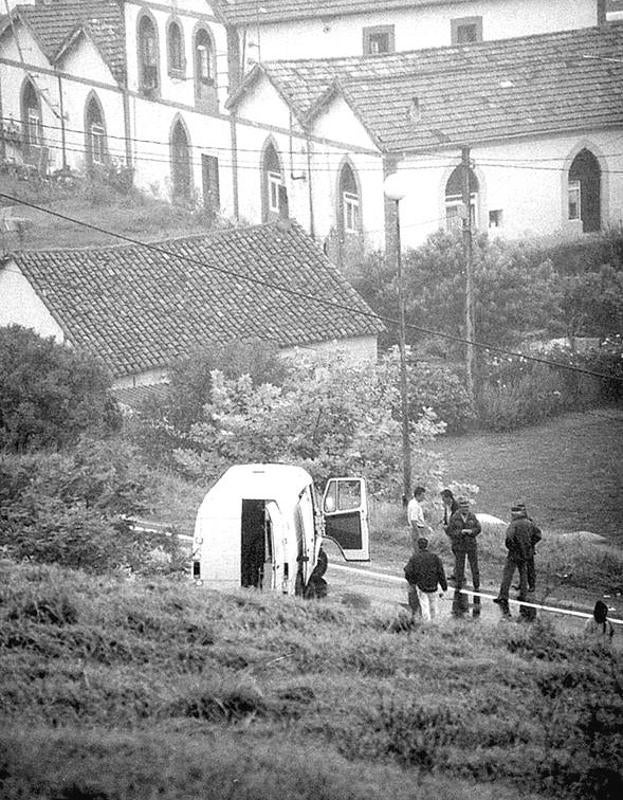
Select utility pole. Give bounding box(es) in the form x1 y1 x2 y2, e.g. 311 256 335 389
461 145 475 402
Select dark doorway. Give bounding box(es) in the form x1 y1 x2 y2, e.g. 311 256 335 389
241 499 265 588
201 154 220 220
569 149 601 233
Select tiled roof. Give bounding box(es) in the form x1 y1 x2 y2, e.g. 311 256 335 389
7 222 383 378
218 0 471 25
237 23 623 152
13 1 125 84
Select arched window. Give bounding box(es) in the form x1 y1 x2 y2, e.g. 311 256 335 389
171 119 192 203
21 78 42 152
194 27 217 110
338 163 360 233
85 94 107 167
167 19 184 75
445 165 479 230
262 142 287 221
568 149 601 233
138 14 159 94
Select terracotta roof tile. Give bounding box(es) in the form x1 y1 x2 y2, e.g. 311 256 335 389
14 1 125 84
245 23 623 152
8 221 383 378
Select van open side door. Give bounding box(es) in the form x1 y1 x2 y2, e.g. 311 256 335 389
322 477 369 561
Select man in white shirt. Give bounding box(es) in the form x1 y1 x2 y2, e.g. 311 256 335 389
407 486 431 550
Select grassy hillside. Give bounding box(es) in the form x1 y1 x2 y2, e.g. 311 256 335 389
1 562 621 800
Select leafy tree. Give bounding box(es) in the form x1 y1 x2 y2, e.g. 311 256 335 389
351 230 564 359
172 354 446 499
0 325 119 451
561 265 623 339
132 338 287 466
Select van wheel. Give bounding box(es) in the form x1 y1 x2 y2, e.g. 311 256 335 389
294 571 305 597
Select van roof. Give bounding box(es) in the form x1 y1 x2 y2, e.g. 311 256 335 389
199 464 315 511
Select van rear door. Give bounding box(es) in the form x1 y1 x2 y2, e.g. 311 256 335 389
322 477 369 561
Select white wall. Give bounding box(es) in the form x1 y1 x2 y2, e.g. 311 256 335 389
244 0 598 64
124 0 230 108
0 19 126 174
0 264 65 341
390 130 623 248
281 335 378 365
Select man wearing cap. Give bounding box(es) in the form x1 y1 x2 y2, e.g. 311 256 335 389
494 503 542 615
404 538 448 622
445 497 482 610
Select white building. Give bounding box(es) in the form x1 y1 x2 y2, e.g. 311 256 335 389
220 0 612 64
227 22 623 259
0 0 238 215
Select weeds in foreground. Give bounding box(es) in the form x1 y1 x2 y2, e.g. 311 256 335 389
1 562 621 800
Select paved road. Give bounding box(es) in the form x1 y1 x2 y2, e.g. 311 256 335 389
325 558 622 643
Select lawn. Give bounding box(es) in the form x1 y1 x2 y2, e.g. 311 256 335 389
1 561 621 800
432 407 623 544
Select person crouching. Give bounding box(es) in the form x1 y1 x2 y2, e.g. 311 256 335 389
404 538 448 622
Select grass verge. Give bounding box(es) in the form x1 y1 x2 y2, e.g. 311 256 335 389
1 561 621 800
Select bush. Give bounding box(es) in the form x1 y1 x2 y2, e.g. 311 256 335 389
474 350 605 431
406 358 474 433
0 438 185 574
0 325 119 451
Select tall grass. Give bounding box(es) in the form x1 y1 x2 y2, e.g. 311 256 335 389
1 562 620 800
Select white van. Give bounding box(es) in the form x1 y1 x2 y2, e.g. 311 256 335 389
192 464 369 595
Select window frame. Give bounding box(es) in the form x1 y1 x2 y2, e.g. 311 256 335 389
445 193 477 231
362 24 395 55
21 79 42 150
268 170 282 214
568 179 581 221
343 190 360 232
451 16 483 45
167 18 185 77
137 13 160 95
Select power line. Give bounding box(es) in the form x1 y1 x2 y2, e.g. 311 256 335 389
1 190 622 387
4 114 623 173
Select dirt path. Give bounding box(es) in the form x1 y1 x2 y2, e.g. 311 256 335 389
432 407 623 545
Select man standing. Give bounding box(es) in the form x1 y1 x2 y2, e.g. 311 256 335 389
494 504 542 617
407 486 431 550
445 496 482 615
404 538 447 622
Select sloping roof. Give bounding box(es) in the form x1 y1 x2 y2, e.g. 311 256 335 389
5 222 383 378
232 23 623 153
218 0 474 25
11 1 125 84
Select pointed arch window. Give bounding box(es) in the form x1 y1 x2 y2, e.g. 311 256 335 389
262 143 287 220
194 27 217 110
445 165 479 230
85 94 107 167
21 79 42 151
167 19 184 75
568 149 601 233
171 119 192 203
339 163 360 232
138 14 159 94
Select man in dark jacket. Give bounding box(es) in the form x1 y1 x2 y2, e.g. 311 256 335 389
494 504 542 615
404 538 447 622
445 497 481 589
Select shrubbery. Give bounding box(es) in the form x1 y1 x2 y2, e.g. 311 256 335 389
0 438 184 574
0 325 120 451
